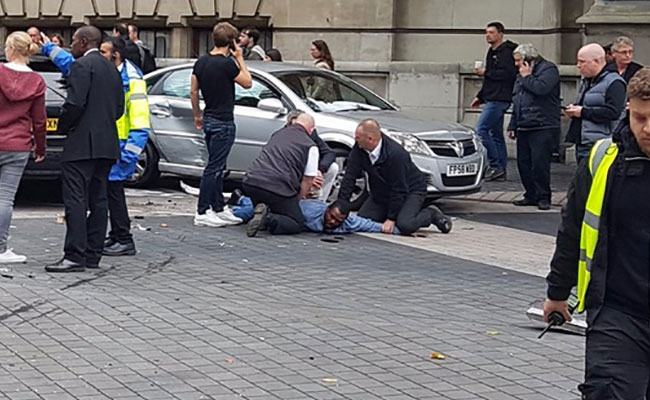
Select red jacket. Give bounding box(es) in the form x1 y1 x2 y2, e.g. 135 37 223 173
0 63 47 157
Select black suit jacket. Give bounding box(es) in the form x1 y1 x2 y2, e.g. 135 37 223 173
58 50 124 162
338 134 427 220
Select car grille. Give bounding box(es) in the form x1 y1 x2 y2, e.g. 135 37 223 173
425 139 476 158
441 174 477 187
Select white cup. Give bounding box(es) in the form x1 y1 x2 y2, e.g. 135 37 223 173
474 60 484 69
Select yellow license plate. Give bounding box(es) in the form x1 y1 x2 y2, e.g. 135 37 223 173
46 118 58 132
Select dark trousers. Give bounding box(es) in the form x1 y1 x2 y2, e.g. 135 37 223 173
62 159 113 266
243 183 304 235
358 193 431 235
516 128 553 203
580 306 650 399
197 118 236 214
107 180 133 244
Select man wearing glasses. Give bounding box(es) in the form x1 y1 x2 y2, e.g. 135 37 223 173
607 36 643 84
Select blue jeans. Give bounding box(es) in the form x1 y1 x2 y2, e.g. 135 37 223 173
0 151 29 253
197 117 236 214
476 101 510 170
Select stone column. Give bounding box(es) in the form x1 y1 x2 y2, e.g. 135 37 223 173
169 27 192 58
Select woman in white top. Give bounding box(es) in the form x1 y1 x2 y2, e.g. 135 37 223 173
310 40 334 70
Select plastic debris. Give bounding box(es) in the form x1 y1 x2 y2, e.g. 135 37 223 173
430 352 446 360
135 224 152 231
322 378 338 384
160 223 169 228
485 330 500 336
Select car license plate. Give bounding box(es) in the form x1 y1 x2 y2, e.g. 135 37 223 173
447 163 478 177
46 118 58 132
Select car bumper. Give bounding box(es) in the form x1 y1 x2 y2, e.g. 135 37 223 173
412 147 488 196
22 141 64 179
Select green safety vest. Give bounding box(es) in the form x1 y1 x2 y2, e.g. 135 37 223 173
576 138 619 312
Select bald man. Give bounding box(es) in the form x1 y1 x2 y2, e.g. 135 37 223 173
338 119 452 236
243 113 321 236
46 26 125 273
565 43 627 164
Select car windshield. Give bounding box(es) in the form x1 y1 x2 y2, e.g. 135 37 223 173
273 70 394 112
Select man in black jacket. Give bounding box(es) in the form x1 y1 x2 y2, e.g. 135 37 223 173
113 23 142 71
606 36 643 84
507 44 561 211
337 119 452 236
46 26 124 273
544 68 650 398
471 22 518 181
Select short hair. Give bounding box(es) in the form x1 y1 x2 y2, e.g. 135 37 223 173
612 36 634 51
328 200 350 216
113 23 128 37
294 113 315 130
266 48 282 62
212 22 238 48
357 119 381 137
628 67 650 101
243 27 260 44
107 37 126 60
513 43 540 60
76 26 103 48
128 24 139 35
487 21 505 33
286 110 304 125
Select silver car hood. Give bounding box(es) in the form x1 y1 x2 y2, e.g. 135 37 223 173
317 110 473 141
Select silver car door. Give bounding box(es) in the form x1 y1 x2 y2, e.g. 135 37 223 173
228 78 289 173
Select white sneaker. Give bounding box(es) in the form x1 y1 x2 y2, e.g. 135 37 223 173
0 249 27 264
216 208 243 225
194 211 228 227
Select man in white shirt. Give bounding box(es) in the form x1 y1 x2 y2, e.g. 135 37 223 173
243 114 319 236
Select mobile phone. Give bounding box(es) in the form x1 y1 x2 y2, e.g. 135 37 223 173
229 39 236 50
560 105 568 110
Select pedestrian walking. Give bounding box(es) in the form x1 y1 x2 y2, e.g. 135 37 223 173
565 44 627 164
191 22 252 228
0 32 46 263
243 113 320 237
337 119 452 236
238 27 266 61
471 22 518 181
45 26 124 273
508 44 561 211
606 36 643 84
310 40 334 70
544 67 650 399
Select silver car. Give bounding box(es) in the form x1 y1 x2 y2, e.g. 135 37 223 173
136 61 487 201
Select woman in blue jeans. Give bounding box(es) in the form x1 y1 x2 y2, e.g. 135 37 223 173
0 32 47 263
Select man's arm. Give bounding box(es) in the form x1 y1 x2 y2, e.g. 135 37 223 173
300 177 315 199
337 146 363 202
520 64 560 96
232 44 253 89
41 42 75 77
190 74 202 130
312 131 337 172
581 81 627 124
300 146 319 199
57 61 92 134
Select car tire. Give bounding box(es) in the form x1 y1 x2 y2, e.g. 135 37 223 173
328 146 368 211
127 141 160 188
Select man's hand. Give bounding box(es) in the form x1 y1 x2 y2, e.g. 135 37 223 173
232 42 244 60
35 155 45 163
194 116 203 131
475 67 486 76
381 219 395 234
470 97 481 109
543 299 572 323
312 170 324 190
519 61 533 77
564 105 582 118
508 130 516 140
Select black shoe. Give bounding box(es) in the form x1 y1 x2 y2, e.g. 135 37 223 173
103 241 136 256
104 237 116 248
537 200 551 211
86 263 100 269
227 189 243 206
45 259 85 273
485 167 506 181
427 205 453 234
246 203 269 237
513 198 537 206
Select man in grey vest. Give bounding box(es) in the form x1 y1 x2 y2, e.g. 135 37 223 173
243 113 319 237
565 43 626 164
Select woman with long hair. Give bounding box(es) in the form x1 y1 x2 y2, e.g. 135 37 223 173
0 31 47 263
310 40 334 70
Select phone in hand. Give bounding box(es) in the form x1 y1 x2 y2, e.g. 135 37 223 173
229 39 236 51
560 105 568 110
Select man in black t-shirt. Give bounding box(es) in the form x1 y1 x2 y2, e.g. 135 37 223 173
191 22 252 228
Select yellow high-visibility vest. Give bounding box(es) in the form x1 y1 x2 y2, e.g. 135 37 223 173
116 78 150 141
577 138 619 312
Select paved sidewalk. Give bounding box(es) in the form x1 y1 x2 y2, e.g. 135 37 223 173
0 216 584 400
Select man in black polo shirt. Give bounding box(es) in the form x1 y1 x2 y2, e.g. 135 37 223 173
338 119 452 236
244 113 320 236
191 22 252 228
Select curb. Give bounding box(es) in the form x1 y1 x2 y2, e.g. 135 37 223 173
454 190 568 207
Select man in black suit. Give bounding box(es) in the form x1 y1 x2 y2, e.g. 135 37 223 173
337 119 452 236
46 26 124 273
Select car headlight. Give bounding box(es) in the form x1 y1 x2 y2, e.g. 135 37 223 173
385 131 432 156
466 128 483 151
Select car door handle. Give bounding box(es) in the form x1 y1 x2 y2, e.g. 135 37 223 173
151 109 171 118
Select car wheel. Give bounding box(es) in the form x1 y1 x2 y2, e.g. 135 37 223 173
127 141 160 188
327 147 368 211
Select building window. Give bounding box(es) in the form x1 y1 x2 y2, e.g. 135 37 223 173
140 30 170 59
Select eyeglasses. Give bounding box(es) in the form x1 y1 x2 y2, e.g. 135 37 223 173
614 49 634 55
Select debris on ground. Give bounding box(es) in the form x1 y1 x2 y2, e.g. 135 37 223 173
430 352 446 360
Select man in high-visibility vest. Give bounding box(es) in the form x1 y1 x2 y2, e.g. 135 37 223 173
545 67 650 399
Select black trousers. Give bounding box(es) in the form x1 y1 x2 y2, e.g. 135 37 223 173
358 193 431 235
516 128 553 203
62 159 113 266
107 180 133 244
581 306 650 399
243 184 304 235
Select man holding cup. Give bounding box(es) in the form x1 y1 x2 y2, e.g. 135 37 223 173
471 22 518 181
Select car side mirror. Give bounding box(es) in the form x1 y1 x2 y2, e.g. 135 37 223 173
257 98 288 115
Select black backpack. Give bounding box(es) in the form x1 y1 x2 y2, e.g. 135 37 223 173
136 43 157 75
